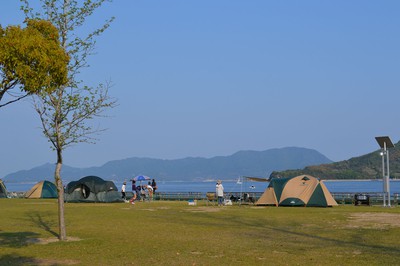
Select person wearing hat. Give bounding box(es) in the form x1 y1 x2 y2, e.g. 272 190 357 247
216 180 224 206
121 181 127 201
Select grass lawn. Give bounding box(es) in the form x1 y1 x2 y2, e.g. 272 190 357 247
0 199 400 265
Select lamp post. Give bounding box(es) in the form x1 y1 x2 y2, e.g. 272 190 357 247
375 136 394 207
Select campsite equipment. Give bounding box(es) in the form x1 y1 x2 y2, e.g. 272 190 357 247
188 199 197 206
133 175 151 182
256 175 338 207
206 192 215 206
65 176 123 203
0 179 8 198
132 175 152 192
354 194 370 206
25 180 58 199
236 176 269 205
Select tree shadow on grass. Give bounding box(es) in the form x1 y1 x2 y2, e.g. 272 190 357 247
269 225 400 255
190 211 400 255
237 215 400 255
0 254 38 266
0 253 68 266
0 212 58 249
0 231 40 248
26 212 58 238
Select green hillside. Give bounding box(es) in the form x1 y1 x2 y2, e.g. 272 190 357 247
270 141 400 180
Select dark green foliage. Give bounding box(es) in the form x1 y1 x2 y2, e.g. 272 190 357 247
0 19 68 107
271 141 400 180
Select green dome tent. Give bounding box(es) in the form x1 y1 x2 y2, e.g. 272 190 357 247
0 179 8 198
65 176 122 203
25 180 58 199
256 175 338 207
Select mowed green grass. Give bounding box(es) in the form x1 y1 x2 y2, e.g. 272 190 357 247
1 199 400 265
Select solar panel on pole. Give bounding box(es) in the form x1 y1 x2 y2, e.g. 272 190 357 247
375 136 394 207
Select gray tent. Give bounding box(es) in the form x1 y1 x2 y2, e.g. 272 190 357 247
65 176 123 203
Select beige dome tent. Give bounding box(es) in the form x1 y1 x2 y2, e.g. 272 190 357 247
256 175 337 207
25 180 58 199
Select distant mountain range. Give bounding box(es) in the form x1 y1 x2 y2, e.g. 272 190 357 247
3 147 332 183
271 141 400 180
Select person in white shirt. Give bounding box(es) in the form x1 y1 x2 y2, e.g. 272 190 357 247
216 180 224 206
121 182 126 200
146 182 154 201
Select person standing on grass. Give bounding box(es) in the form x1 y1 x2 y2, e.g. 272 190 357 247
216 180 224 206
131 179 141 201
151 179 157 194
147 182 154 201
129 180 137 205
121 182 126 200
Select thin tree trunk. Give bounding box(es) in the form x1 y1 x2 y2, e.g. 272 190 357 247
55 148 66 240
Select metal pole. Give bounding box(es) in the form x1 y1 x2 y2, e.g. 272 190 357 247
375 136 394 208
239 176 242 206
386 149 391 207
382 145 386 207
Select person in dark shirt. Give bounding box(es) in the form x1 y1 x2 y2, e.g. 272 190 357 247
131 179 140 201
151 179 157 193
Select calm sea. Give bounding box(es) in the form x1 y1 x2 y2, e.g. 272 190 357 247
4 180 400 194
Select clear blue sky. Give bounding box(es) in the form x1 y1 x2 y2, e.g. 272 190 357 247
1 1 399 177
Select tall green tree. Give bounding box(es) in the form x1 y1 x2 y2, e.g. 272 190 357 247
0 19 69 107
22 0 116 240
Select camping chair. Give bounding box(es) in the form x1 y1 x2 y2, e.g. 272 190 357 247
243 193 256 204
206 192 216 206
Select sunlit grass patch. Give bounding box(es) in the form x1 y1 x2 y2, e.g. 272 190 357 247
1 199 399 265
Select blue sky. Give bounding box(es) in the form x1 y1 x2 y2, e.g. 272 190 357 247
1 1 399 177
